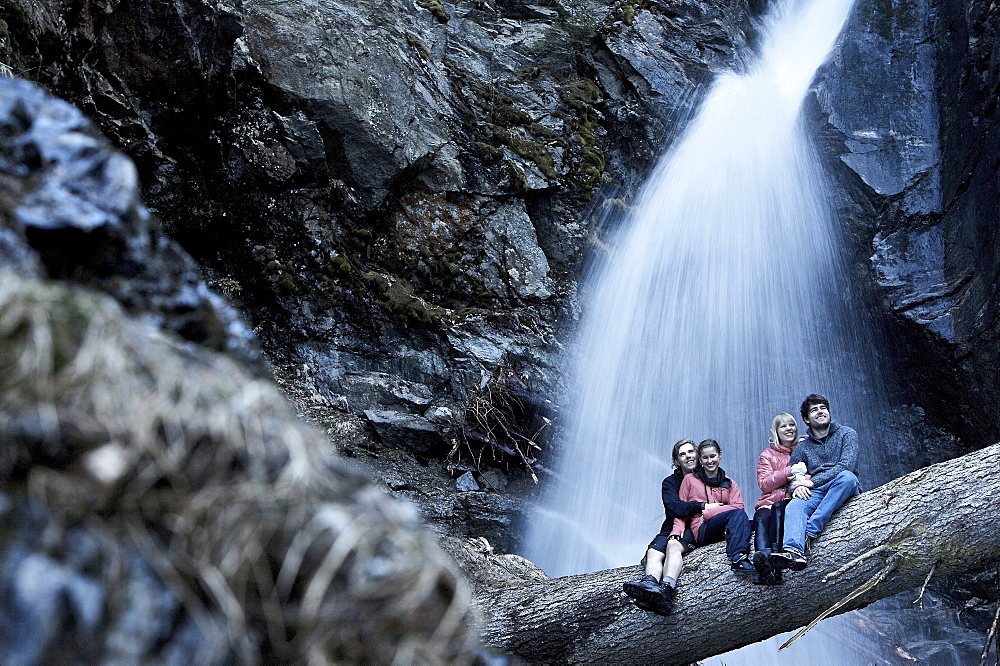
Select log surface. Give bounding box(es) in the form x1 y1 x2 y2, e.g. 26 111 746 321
478 444 1000 663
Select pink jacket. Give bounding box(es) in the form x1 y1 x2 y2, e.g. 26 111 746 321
754 441 795 509
671 471 745 541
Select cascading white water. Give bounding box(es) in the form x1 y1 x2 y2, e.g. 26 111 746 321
524 0 878 578
521 1 915 659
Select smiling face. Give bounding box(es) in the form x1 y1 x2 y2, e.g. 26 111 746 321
804 402 831 430
674 442 698 473
777 416 798 445
699 445 721 476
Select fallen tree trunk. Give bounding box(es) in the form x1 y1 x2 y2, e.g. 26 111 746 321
477 444 1000 663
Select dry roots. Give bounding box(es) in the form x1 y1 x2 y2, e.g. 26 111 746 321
0 273 479 663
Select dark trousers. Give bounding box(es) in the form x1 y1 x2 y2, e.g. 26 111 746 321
752 499 790 554
697 509 752 560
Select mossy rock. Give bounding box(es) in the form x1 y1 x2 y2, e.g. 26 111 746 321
405 32 431 61
417 0 450 23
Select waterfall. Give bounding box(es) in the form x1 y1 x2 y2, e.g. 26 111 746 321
522 0 902 657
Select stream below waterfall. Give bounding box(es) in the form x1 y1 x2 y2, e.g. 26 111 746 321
520 0 981 660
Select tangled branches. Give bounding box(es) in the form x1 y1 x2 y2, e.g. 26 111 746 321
448 365 555 482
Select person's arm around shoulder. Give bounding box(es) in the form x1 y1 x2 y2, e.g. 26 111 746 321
663 473 704 518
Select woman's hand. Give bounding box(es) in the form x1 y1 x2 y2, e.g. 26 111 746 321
703 503 725 510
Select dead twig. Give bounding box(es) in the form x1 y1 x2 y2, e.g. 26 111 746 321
782 555 899 651
822 544 890 583
447 365 553 481
980 565 1000 666
912 561 937 609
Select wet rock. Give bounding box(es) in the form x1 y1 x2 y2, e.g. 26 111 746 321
2 0 757 460
0 79 261 371
814 0 1000 443
870 226 957 342
880 405 962 472
363 409 448 456
456 472 480 492
0 502 230 664
479 469 509 492
814 0 941 218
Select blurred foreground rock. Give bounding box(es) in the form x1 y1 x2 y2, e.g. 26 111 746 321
0 79 478 664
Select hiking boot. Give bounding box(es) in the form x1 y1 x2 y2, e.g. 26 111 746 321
768 549 806 571
774 548 808 571
731 553 755 573
624 574 665 610
752 551 779 585
654 583 676 616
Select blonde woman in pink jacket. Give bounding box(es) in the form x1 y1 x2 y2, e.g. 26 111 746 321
750 413 801 585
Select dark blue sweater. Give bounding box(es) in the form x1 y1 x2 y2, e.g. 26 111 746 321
790 421 859 488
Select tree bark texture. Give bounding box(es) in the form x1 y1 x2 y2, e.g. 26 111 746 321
478 444 1000 663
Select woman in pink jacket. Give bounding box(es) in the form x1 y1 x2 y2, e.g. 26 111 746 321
750 413 800 585
671 440 754 572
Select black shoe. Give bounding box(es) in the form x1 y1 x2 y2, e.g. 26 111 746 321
771 548 808 571
624 574 665 610
768 550 797 571
654 583 676 615
634 598 658 612
731 553 755 573
752 551 779 585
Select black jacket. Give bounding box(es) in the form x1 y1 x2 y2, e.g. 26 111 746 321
661 468 703 521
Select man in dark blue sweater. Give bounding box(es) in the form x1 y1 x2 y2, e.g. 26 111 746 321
770 394 861 571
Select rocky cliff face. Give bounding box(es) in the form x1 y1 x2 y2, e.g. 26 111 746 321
1 0 755 475
4 0 998 523
813 0 1000 445
2 0 999 655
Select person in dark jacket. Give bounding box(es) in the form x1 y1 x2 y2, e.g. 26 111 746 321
623 439 708 615
770 394 861 571
670 440 755 572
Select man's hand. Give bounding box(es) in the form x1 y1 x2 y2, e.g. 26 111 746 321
792 485 812 500
790 477 813 491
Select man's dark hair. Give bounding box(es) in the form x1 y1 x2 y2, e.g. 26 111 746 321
697 439 721 456
800 394 830 421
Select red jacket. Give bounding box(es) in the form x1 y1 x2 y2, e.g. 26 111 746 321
671 469 745 541
754 441 796 509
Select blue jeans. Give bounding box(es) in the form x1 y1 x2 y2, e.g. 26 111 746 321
698 509 752 561
782 471 860 554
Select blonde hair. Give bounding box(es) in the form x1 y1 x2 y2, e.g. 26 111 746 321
770 413 798 448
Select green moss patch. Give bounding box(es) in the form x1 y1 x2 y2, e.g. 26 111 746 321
417 0 451 23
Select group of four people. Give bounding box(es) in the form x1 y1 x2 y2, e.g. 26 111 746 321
623 394 862 615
